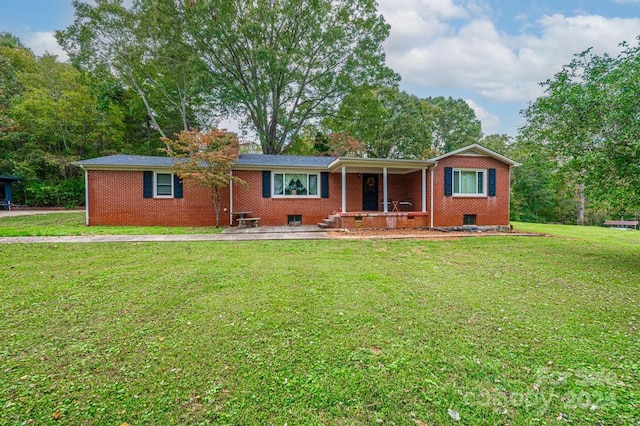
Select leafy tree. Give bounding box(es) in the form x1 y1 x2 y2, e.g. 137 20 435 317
508 141 561 223
284 126 317 156
58 0 210 142
480 134 511 155
520 38 640 216
60 0 396 155
0 33 34 136
174 0 396 154
324 85 432 158
162 129 246 227
0 35 126 206
423 96 482 153
325 87 483 158
317 132 367 157
10 55 124 173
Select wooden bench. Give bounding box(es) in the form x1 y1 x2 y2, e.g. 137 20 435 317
0 200 10 211
236 217 261 228
603 220 639 230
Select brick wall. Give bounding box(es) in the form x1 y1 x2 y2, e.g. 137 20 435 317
230 171 429 226
349 171 427 212
86 156 512 228
232 170 343 226
406 171 425 212
87 170 230 226
344 173 363 213
431 155 511 227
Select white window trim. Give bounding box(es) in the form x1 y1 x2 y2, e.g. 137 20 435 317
272 171 321 198
453 168 486 197
154 171 174 198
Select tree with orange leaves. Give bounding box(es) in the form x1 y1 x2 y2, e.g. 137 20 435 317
162 129 246 227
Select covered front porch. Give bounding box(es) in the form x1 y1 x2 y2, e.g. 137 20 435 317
324 157 432 228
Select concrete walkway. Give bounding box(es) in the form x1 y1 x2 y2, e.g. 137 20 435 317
222 225 327 234
0 232 336 244
0 209 537 243
0 230 537 244
0 208 84 218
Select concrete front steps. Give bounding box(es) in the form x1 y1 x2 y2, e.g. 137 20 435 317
318 214 341 229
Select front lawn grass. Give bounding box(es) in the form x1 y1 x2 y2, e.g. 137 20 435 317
0 212 222 236
512 221 640 250
0 225 638 424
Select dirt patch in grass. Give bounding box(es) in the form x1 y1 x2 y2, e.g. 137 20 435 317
330 227 535 240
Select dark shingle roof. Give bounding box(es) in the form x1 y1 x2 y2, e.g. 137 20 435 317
236 154 335 167
74 154 177 167
74 153 336 168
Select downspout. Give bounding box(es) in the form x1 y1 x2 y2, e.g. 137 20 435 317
430 162 437 228
508 165 512 226
341 166 347 213
229 169 234 226
81 165 89 225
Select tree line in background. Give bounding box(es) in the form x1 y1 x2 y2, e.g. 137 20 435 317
0 0 637 224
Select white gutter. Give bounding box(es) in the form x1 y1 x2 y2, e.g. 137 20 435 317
229 169 234 226
81 165 89 226
508 165 513 225
430 162 437 228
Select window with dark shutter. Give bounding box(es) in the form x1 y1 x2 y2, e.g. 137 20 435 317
262 171 271 198
488 168 496 196
321 172 329 198
444 167 453 196
143 171 153 198
174 175 183 198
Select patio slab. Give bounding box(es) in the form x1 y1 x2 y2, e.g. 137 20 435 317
222 225 330 234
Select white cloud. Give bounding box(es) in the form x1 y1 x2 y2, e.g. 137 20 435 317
465 99 500 134
24 31 69 62
379 1 640 103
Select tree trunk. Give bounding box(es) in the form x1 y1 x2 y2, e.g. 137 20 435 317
577 183 585 226
213 188 221 227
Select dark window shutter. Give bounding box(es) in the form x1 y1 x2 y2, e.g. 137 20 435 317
320 172 329 198
174 174 183 198
488 168 496 196
143 171 153 198
262 171 271 198
444 167 453 196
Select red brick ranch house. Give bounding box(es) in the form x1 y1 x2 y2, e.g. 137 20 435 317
73 144 520 230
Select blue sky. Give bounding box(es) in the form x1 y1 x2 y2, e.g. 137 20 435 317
2 0 640 137
0 0 74 38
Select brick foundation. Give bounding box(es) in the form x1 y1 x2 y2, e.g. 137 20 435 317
337 212 430 229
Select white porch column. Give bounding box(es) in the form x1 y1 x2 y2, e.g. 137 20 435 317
229 169 234 225
383 166 388 213
421 168 427 212
341 165 347 212
430 165 436 227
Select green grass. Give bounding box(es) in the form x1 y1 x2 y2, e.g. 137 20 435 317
0 224 638 424
0 213 222 236
513 221 640 249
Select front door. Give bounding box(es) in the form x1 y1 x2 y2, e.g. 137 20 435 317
362 174 378 211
